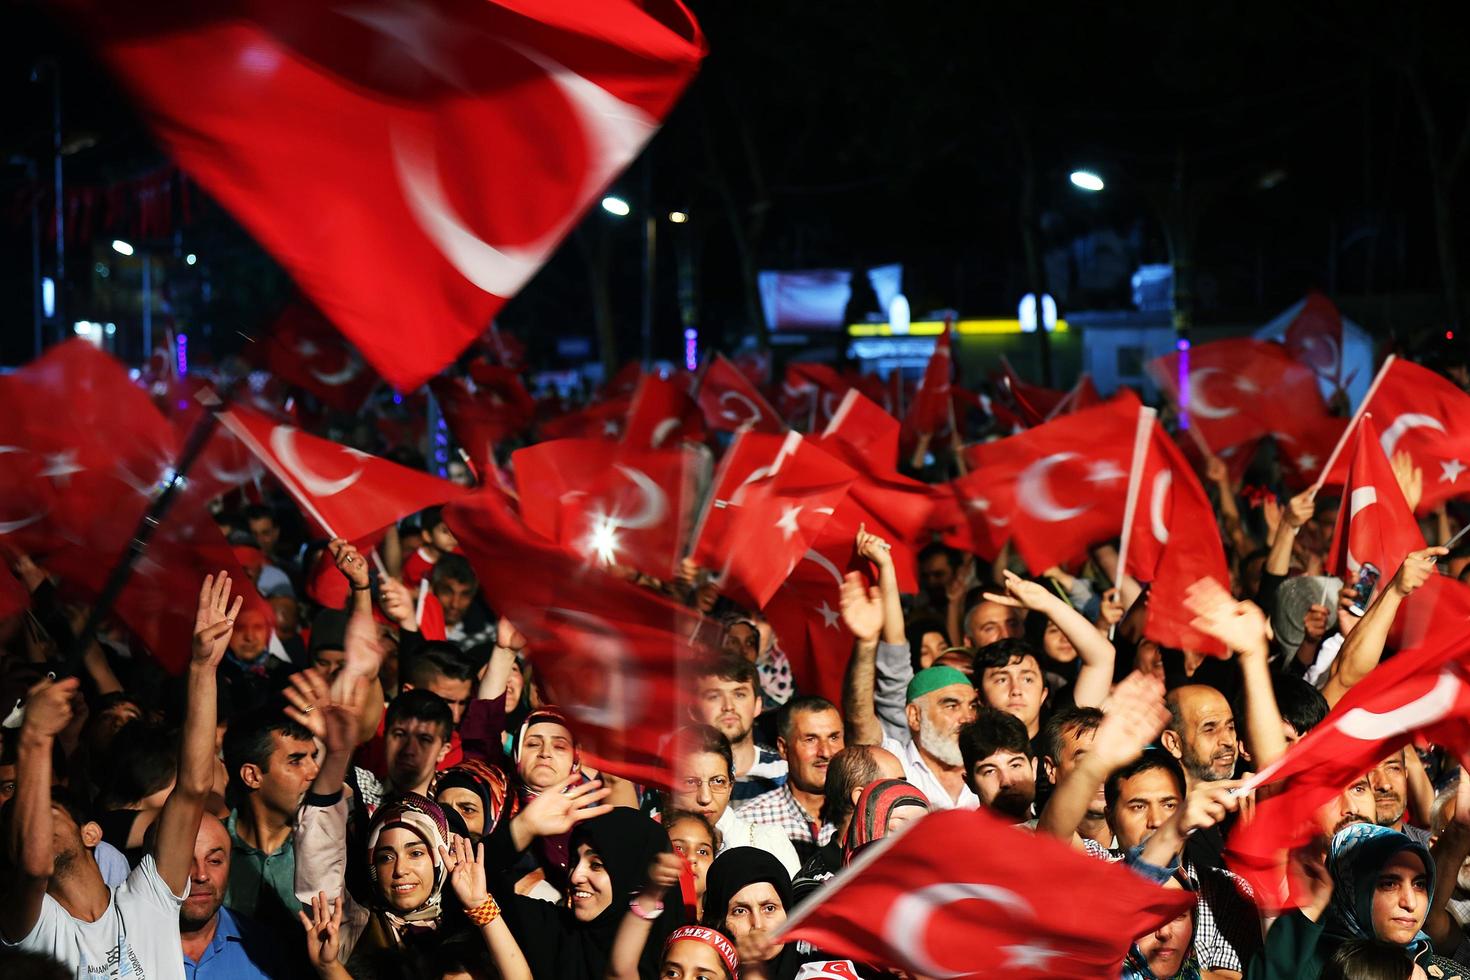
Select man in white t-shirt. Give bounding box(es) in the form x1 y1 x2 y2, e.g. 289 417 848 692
1 574 239 980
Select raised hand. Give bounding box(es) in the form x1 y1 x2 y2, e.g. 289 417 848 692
21 676 80 738
1184 578 1269 661
1095 588 1124 629
838 571 883 643
1090 671 1170 771
1204 455 1229 487
982 568 1055 613
514 777 613 840
855 523 893 571
1177 779 1244 837
1287 838 1333 923
1391 546 1448 598
329 538 371 591
298 891 343 970
1260 496 1283 538
285 668 365 754
377 575 418 631
1284 488 1316 529
192 572 244 669
1336 585 1362 636
1303 603 1329 642
441 834 490 908
496 615 527 653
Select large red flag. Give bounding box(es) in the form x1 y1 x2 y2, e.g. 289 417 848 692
697 354 785 435
68 1 705 391
1126 426 1230 655
780 807 1194 978
429 370 534 476
961 394 1143 572
1283 291 1346 391
905 317 954 436
445 488 714 786
511 439 696 580
538 396 632 442
1148 339 1324 453
690 430 854 609
1325 415 1426 584
256 303 379 412
764 530 858 707
218 404 468 541
781 363 852 430
622 373 706 451
1320 358 1470 513
1228 581 1470 909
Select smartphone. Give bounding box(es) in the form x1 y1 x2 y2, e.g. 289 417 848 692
1348 562 1380 617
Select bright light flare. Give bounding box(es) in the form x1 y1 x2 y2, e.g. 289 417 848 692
111 239 135 256
585 514 622 566
1069 170 1105 192
668 211 689 224
601 196 631 217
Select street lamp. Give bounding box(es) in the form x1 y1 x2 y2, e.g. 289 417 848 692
601 196 631 217
1069 170 1105 192
111 239 135 256
668 210 689 224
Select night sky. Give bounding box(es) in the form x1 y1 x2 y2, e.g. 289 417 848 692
0 2 1466 371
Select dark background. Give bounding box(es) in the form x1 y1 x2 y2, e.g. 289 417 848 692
0 2 1467 372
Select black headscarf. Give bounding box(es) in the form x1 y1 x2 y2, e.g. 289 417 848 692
508 808 682 980
702 846 799 980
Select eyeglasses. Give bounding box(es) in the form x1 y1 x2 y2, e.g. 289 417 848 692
678 775 732 794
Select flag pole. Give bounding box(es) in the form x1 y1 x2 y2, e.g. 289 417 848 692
1113 406 1158 604
684 423 755 560
1311 354 1396 493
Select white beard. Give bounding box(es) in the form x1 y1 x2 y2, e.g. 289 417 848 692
919 713 963 767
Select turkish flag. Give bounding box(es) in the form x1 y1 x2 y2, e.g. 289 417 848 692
815 391 932 593
906 318 954 436
622 373 706 451
538 396 632 442
961 394 1144 572
780 807 1194 978
782 363 853 430
1228 580 1470 909
1320 358 1470 513
444 487 715 786
1275 412 1349 492
1283 291 1345 390
217 404 468 541
996 357 1066 427
690 430 854 609
429 370 534 476
256 303 378 412
940 469 1011 562
698 354 784 435
1126 426 1230 655
153 378 267 508
765 539 857 707
511 438 696 580
1325 415 1426 584
68 0 705 391
1148 339 1323 453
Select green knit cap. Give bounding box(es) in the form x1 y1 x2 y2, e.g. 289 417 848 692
905 665 971 704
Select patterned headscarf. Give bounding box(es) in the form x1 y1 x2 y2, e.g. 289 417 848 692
1121 874 1202 980
842 778 929 865
365 793 451 931
434 758 517 840
1326 822 1435 951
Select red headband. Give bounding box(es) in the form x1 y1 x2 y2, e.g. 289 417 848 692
664 925 740 979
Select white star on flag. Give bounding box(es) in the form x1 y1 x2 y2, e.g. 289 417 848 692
1233 376 1259 393
816 600 840 629
967 496 991 511
1001 943 1065 969
1296 453 1318 471
40 449 84 485
775 504 803 541
1441 458 1467 484
1085 460 1125 484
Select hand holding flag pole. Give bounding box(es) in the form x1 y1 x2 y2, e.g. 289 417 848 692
1112 406 1158 639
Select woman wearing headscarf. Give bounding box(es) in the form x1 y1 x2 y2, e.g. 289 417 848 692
842 778 930 865
502 806 683 980
1247 823 1464 979
295 793 531 979
1121 877 1203 980
435 757 516 841
702 846 799 980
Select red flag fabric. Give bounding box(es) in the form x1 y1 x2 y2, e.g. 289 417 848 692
1228 581 1470 909
996 357 1066 427
764 530 858 707
1147 339 1324 453
1275 413 1349 492
511 439 695 580
1047 374 1104 420
690 430 854 609
1320 358 1470 513
1126 426 1230 655
538 397 632 442
622 373 706 451
444 488 714 786
429 370 534 476
70 1 705 391
906 317 954 436
218 404 467 541
256 303 379 412
961 394 1143 572
780 807 1194 978
697 354 785 435
781 363 852 430
815 392 931 593
1325 415 1426 583
1283 291 1345 390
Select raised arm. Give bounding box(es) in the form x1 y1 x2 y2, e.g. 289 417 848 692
605 852 682 980
855 525 904 645
1036 671 1168 843
1184 581 1287 769
444 836 533 980
329 539 387 740
1321 547 1446 707
155 573 241 894
0 676 78 942
1263 490 1315 580
479 616 525 703
984 569 1115 708
284 668 369 798
839 571 886 746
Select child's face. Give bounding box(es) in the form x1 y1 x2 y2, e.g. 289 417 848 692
668 817 716 898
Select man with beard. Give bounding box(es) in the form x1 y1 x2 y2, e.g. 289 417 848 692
959 709 1036 822
1161 685 1238 788
875 666 979 810
736 697 844 862
690 656 787 803
1367 748 1433 846
179 814 291 978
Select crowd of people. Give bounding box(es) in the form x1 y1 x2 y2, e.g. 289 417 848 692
3 352 1470 980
